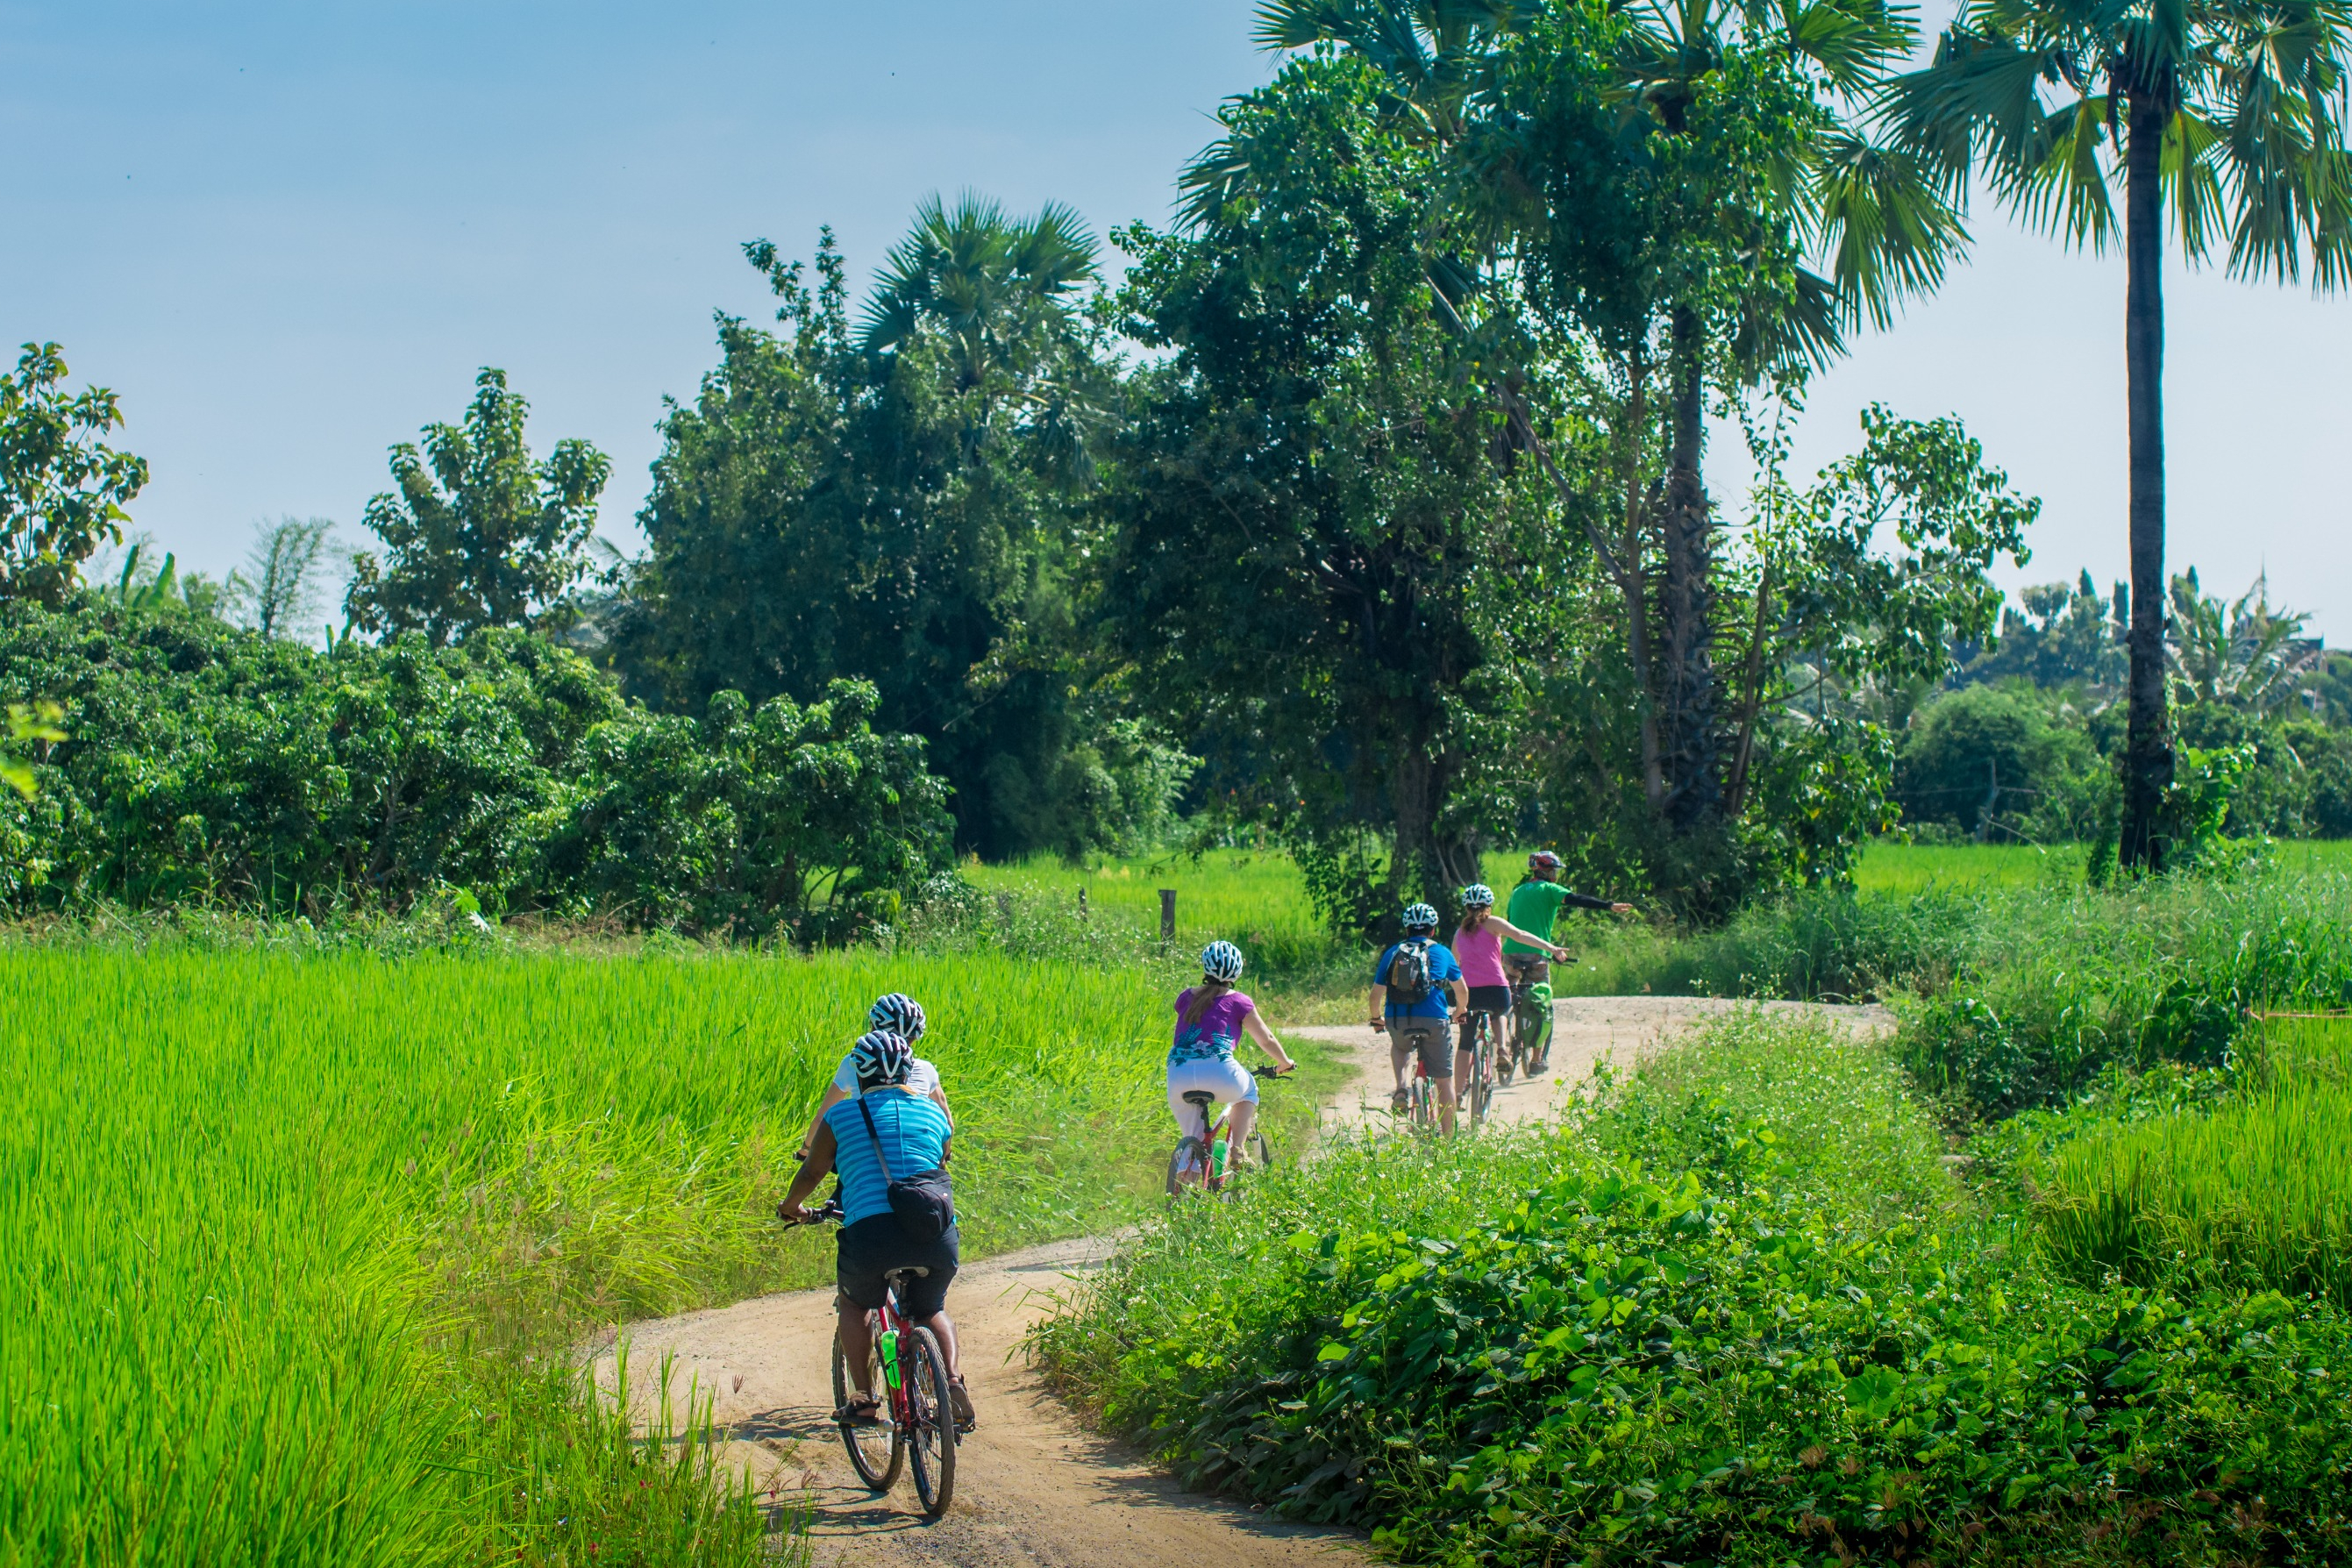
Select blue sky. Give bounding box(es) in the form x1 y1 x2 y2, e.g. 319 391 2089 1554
5 2 2348 634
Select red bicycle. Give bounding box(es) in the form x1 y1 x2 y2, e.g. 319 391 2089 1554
789 1200 958 1516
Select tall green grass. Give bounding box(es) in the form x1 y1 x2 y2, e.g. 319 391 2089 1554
2027 1016 2352 1305
0 948 1329 1565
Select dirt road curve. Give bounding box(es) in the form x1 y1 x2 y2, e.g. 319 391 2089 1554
598 996 1889 1564
1287 994 1892 1134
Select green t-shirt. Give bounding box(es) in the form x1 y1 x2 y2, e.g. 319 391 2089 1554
1502 880 1571 955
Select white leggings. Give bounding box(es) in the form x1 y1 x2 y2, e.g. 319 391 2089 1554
1165 1054 1257 1133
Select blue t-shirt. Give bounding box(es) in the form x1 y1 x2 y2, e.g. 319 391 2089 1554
825 1087 953 1226
1376 940 1462 1020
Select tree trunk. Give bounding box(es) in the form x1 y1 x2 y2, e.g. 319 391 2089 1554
1656 304 1720 830
2119 91 2174 872
1621 351 1664 809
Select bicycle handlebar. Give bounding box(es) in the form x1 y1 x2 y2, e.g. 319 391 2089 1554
779 1196 845 1228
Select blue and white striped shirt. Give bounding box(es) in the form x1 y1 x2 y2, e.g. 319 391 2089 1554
824 1087 952 1226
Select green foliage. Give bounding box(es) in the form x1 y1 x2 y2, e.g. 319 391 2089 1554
226 515 342 639
0 342 148 605
1100 55 1532 929
618 224 1158 860
1036 1015 2352 1563
346 367 612 645
1896 681 2102 837
0 601 951 937
1964 569 2127 691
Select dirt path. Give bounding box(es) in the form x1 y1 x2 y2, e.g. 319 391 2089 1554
597 995 1891 1564
1287 995 1893 1135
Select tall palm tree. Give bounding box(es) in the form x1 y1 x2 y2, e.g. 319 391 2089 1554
1885 0 2352 870
1212 0 1960 841
858 193 1099 418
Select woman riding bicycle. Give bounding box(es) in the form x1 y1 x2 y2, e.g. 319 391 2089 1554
1167 940 1297 1188
779 1030 975 1430
1451 883 1569 1081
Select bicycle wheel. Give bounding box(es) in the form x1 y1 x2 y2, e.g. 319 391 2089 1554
1492 1013 1515 1087
1467 1035 1493 1128
1165 1136 1208 1196
832 1320 903 1491
902 1325 958 1517
1249 1128 1273 1172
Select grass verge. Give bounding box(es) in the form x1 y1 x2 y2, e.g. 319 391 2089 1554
1032 1013 2352 1564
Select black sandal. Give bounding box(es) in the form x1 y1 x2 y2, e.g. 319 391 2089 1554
836 1393 882 1427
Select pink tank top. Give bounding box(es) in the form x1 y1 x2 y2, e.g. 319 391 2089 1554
1453 923 1507 987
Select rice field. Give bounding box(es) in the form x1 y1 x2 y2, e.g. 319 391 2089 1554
2028 1015 2352 1304
0 947 1336 1566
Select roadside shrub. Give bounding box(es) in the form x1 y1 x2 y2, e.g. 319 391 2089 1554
1035 1017 2352 1564
0 601 951 936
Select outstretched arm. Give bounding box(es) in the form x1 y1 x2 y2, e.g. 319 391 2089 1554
1242 1009 1298 1074
1486 914 1570 958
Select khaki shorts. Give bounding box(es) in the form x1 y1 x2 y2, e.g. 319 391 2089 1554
1387 1016 1453 1079
1503 952 1551 986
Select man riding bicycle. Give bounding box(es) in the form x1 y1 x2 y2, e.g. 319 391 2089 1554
1369 903 1468 1135
1503 852 1635 1064
779 1030 975 1431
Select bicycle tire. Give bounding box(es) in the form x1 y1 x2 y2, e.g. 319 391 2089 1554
1468 1035 1492 1128
902 1325 958 1517
1249 1128 1273 1172
1165 1137 1206 1196
1492 1011 1515 1088
832 1320 904 1491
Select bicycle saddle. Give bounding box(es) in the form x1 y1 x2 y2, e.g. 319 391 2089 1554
884 1265 932 1279
1180 1089 1218 1107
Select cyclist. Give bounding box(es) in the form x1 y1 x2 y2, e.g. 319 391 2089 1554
797 992 953 1162
778 1030 975 1431
1369 903 1468 1134
1451 883 1570 1085
1502 852 1635 1067
1168 940 1298 1189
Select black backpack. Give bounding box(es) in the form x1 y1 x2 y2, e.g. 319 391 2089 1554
857 1096 957 1242
1386 939 1434 1004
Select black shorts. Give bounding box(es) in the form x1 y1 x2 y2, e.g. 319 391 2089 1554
1465 985 1511 1016
837 1214 959 1317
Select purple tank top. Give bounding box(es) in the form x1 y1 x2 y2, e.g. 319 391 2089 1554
1171 988 1256 1062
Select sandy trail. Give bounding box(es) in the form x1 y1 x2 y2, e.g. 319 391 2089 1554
1286 994 1892 1135
597 995 1890 1564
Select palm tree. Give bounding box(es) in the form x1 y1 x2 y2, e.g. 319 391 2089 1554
1885 0 2352 870
857 193 1099 431
1215 0 1961 841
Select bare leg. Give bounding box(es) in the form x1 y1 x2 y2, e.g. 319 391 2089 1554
919 1309 961 1379
1227 1098 1258 1152
1436 1079 1458 1137
837 1298 875 1395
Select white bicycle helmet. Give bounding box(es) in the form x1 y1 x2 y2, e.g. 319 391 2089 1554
1460 883 1495 909
850 1030 915 1089
1401 902 1439 932
867 992 927 1042
1200 939 1245 982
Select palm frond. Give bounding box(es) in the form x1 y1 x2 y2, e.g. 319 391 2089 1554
1812 131 1972 327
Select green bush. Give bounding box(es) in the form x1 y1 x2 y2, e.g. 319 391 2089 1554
1035 1016 2352 1564
0 601 951 936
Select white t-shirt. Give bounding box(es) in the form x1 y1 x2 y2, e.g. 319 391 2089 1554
832 1053 943 1101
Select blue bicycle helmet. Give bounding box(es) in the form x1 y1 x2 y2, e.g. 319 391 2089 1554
867 992 927 1042
1401 902 1439 932
850 1030 915 1089
1200 939 1245 982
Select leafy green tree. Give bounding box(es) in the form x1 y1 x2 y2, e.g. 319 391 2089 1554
2164 567 2314 715
1963 568 2127 690
618 216 1165 859
1897 681 2099 837
0 343 149 605
1099 57 1536 930
1219 0 1964 908
345 369 610 646
1885 0 2352 870
1721 403 2038 879
227 517 341 640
